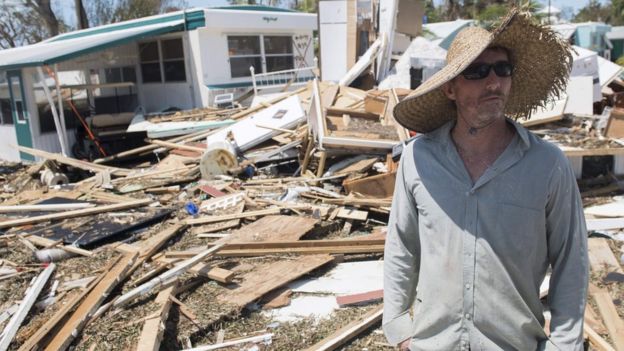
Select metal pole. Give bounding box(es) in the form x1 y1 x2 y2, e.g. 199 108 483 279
36 67 69 156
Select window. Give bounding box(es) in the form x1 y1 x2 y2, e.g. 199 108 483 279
96 66 139 114
0 99 13 125
228 36 262 78
264 36 293 72
139 38 186 83
162 39 186 82
9 76 26 123
227 35 294 78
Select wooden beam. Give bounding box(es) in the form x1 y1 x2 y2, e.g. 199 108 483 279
0 203 95 213
44 253 137 351
148 139 206 153
16 145 130 176
336 208 368 221
590 283 624 351
0 198 152 229
189 263 235 283
164 245 385 257
0 264 55 351
136 283 178 351
183 333 274 351
584 323 616 351
304 305 383 351
24 235 93 257
185 208 281 226
18 267 108 351
587 238 623 274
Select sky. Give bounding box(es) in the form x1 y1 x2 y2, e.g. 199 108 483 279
51 0 609 28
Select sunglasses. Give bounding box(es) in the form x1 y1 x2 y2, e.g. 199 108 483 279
461 61 514 80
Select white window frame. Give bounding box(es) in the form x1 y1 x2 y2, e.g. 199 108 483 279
138 37 186 84
227 34 294 78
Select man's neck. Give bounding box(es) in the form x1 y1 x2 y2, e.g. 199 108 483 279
451 115 513 155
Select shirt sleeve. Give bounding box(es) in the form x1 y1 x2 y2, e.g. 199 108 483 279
383 144 421 346
545 153 588 350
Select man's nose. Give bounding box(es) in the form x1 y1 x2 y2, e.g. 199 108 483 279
484 69 502 90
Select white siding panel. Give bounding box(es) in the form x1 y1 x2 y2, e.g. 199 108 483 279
0 125 20 162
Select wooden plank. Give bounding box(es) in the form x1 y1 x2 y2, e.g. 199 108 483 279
44 253 137 351
586 304 609 335
189 263 235 283
336 208 368 221
585 323 616 351
335 157 379 175
217 254 333 307
25 235 93 257
18 267 109 351
148 139 206 153
336 289 383 307
185 208 281 226
138 223 186 259
136 284 178 351
590 284 624 351
218 215 318 244
0 264 55 351
343 172 396 198
326 107 379 120
304 305 383 351
560 146 624 157
16 145 130 176
0 198 152 229
0 203 94 213
587 238 623 274
165 245 385 257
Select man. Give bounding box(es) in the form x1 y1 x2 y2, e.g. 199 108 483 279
383 9 588 351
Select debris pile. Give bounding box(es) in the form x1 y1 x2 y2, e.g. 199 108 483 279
0 77 623 350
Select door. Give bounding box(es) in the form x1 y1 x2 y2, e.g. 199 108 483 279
7 70 34 161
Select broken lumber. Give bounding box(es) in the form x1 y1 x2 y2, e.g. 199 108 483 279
590 284 624 351
336 289 383 307
0 263 55 351
18 268 107 351
304 305 383 351
584 323 616 351
148 139 206 153
217 254 334 308
0 198 152 229
0 203 94 213
185 208 281 226
189 263 235 283
136 283 178 351
44 253 137 351
24 235 93 257
111 244 224 310
16 145 130 176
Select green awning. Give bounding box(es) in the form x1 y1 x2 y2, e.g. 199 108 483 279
0 9 205 71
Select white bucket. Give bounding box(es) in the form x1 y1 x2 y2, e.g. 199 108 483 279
199 140 238 179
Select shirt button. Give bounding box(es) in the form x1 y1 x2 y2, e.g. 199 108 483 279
465 283 471 290
465 313 471 320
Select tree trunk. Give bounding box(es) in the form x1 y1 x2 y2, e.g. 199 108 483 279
75 0 89 29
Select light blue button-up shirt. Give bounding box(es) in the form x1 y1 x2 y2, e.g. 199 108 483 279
383 119 588 350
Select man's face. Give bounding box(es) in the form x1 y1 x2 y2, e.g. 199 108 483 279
442 48 512 127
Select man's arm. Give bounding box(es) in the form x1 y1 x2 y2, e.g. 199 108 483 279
544 154 588 350
383 146 421 346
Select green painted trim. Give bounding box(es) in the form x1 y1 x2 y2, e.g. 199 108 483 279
207 81 254 89
0 23 186 71
7 70 34 162
211 5 296 13
49 9 205 42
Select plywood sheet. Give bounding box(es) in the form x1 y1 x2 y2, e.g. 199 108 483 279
217 254 334 308
220 215 318 244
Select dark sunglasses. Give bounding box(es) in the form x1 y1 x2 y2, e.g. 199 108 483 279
461 61 514 80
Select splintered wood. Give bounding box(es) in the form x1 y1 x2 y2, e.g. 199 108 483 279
217 254 334 308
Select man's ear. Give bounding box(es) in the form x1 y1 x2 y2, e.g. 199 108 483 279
442 81 456 101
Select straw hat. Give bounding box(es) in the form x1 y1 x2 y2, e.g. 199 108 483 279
393 8 573 133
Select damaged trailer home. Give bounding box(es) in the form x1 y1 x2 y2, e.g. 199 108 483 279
0 6 317 162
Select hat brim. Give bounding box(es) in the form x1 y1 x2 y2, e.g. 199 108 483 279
393 10 572 133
